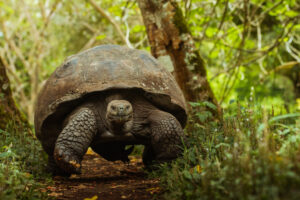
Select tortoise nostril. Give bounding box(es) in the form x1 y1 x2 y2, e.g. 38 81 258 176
118 105 124 112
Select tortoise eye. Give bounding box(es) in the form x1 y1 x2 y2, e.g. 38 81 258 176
126 105 130 109
111 105 116 110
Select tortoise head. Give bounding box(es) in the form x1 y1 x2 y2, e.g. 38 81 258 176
106 100 133 134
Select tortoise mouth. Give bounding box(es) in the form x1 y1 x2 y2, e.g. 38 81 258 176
107 113 133 124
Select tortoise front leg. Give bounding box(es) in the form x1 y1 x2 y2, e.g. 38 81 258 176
54 107 97 174
143 110 185 166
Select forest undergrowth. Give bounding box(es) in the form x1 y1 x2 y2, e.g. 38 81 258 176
0 101 299 200
0 122 50 200
152 101 300 200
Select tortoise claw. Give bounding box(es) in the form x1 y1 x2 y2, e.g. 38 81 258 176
54 147 82 174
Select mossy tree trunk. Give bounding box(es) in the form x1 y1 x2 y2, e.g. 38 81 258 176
0 58 25 130
137 0 220 116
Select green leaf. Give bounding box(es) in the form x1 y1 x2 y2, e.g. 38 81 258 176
215 143 230 148
0 152 11 158
96 34 106 40
183 170 193 180
269 113 300 124
0 129 9 134
205 27 218 38
203 101 217 110
285 10 299 18
0 2 14 14
189 102 201 107
294 24 300 30
131 25 145 33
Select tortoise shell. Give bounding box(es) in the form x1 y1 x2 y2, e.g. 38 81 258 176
34 45 187 154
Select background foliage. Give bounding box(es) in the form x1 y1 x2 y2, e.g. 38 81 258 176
1 0 299 121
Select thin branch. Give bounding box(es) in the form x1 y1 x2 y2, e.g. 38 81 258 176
88 0 132 48
208 0 229 55
242 15 299 66
211 14 300 81
256 19 267 74
80 30 102 51
286 37 300 62
39 0 47 21
198 0 220 42
122 9 133 49
220 0 249 104
0 21 31 70
257 0 283 22
43 0 61 29
81 22 98 33
134 35 148 48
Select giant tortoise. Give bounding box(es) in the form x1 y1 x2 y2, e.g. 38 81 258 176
34 45 187 175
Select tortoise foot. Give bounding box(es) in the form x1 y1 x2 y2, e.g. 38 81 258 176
47 156 72 177
54 147 81 174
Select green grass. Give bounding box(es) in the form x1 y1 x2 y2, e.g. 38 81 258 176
153 102 300 200
0 122 50 200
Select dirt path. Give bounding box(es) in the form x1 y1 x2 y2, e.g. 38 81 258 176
45 150 161 200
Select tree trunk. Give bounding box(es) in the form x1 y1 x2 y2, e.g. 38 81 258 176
0 58 26 130
137 0 220 116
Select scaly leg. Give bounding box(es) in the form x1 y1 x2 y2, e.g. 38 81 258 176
54 107 97 174
143 110 185 166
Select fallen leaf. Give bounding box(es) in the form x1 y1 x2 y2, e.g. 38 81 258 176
146 187 160 194
146 187 160 191
130 157 138 162
84 195 98 200
110 184 126 189
40 188 47 193
73 184 88 189
46 186 57 191
86 148 96 155
129 156 142 163
48 192 63 197
189 164 202 173
70 174 80 179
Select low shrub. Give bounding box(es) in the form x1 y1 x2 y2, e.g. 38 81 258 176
155 102 300 200
0 122 50 200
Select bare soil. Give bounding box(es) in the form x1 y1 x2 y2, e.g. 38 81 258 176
44 150 162 200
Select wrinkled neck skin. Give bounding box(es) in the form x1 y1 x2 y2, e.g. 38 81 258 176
105 92 133 135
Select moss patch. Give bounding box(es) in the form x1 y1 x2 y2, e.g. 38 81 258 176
171 2 189 34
